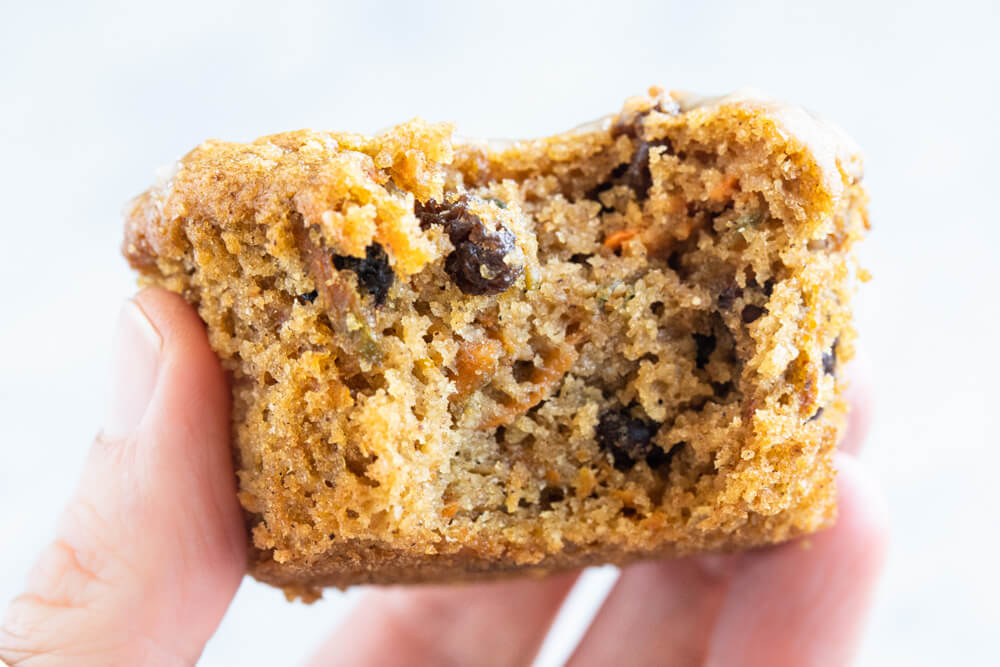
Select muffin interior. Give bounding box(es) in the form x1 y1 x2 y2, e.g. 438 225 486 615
124 90 867 585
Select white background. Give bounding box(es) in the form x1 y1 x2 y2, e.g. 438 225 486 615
1 1 997 665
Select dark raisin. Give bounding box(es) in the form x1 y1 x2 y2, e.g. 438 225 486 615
808 407 825 422
446 225 521 295
610 100 678 139
623 141 654 198
415 197 523 296
569 253 592 264
822 339 838 375
595 407 662 471
741 304 766 323
332 243 395 306
693 333 716 369
611 113 643 140
763 278 775 296
601 107 676 201
622 138 673 199
296 289 318 304
611 120 637 140
718 284 743 310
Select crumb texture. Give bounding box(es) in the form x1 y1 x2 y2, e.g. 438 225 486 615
123 87 868 594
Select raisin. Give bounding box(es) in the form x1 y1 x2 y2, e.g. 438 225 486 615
609 100 678 139
595 105 675 202
717 284 743 310
741 304 766 323
822 339 838 375
622 138 673 199
610 115 642 140
446 226 521 295
693 333 716 369
595 407 663 471
568 253 592 264
415 196 479 234
415 197 523 296
332 243 394 305
296 289 318 304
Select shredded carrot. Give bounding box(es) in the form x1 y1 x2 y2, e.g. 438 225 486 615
613 489 638 506
454 338 503 397
480 345 579 429
603 228 640 250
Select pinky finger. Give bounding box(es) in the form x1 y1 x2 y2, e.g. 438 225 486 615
568 453 888 667
704 453 889 666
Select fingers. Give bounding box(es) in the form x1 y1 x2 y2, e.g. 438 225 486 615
309 573 578 667
704 454 888 666
0 288 246 666
566 557 726 667
569 453 888 667
566 546 754 667
841 353 874 455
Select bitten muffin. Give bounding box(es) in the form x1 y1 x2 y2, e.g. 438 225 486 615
123 87 868 599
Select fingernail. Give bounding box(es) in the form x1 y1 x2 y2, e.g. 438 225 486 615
103 299 162 440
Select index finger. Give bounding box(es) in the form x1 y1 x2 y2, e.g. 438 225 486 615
309 572 578 666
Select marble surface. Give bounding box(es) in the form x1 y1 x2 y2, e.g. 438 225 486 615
1 1 997 664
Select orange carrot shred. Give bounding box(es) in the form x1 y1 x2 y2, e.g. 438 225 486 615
603 228 639 250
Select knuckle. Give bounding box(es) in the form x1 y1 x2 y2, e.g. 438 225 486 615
0 592 113 666
29 539 112 609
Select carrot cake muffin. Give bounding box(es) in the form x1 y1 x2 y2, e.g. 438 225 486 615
123 87 868 599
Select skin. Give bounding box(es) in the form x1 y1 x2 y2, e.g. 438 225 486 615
0 288 888 666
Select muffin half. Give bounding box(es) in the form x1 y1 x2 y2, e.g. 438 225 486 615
123 88 868 599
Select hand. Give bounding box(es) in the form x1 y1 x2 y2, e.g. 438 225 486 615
0 288 887 666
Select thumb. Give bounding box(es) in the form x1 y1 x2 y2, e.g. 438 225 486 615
1 288 246 666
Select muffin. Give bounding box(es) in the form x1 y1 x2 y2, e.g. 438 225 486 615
123 87 868 599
